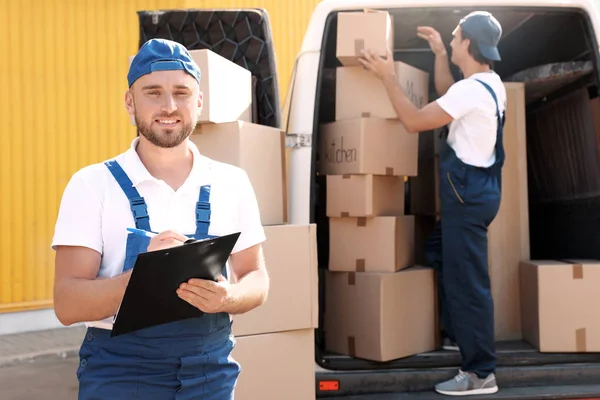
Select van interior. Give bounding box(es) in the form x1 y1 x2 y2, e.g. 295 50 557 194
312 5 600 395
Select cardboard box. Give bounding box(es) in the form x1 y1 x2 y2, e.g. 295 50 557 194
233 329 315 400
232 224 318 336
488 82 530 340
128 50 252 124
329 216 415 273
326 174 405 217
324 267 436 362
189 49 252 124
335 62 429 121
319 118 418 176
191 122 287 226
520 260 600 352
336 10 393 66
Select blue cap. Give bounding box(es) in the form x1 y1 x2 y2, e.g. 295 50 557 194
457 11 502 61
127 39 201 87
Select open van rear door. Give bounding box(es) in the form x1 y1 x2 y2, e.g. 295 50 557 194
136 9 282 130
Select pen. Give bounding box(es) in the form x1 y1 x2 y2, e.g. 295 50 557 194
127 227 158 238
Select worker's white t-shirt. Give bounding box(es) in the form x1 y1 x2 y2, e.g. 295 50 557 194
436 71 507 168
51 137 266 329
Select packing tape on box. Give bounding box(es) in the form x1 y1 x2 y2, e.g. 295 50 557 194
357 217 367 227
361 112 371 117
341 212 350 217
385 167 394 176
572 264 584 279
356 259 366 272
347 336 356 356
354 39 365 56
342 174 352 179
348 272 356 286
576 328 587 352
559 260 585 279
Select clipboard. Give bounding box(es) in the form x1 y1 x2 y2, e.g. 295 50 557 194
111 232 241 337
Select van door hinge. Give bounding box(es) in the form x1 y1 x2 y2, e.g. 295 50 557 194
286 133 312 149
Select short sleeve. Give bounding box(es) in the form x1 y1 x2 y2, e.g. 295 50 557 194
51 171 103 254
436 80 482 120
231 169 266 254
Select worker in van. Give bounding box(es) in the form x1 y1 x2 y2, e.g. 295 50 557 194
51 38 269 399
359 11 505 397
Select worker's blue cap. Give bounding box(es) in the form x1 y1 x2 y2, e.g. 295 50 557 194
127 38 201 87
456 11 503 61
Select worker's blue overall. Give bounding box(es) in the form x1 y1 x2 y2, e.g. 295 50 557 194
76 160 240 400
425 79 505 378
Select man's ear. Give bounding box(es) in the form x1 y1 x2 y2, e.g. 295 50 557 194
125 90 136 126
197 91 204 117
125 90 135 114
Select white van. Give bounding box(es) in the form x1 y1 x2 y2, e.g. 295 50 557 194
141 0 600 398
284 0 600 398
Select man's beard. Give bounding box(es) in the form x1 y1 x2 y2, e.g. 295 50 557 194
135 113 197 149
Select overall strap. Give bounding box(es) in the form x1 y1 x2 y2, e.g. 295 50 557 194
474 78 505 169
194 162 212 237
104 160 151 231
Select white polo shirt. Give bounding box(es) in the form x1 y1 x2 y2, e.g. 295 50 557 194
436 71 507 168
51 137 266 329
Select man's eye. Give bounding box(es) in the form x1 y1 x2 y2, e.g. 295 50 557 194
148 91 160 95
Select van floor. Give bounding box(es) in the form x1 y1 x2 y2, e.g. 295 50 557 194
317 342 600 398
324 385 600 400
318 340 600 370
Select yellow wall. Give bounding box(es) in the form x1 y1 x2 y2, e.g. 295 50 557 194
0 0 320 313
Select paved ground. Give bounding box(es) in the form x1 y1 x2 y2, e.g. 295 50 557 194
0 326 85 399
0 357 79 400
0 325 85 367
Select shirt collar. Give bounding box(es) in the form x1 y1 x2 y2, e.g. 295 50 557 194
123 137 209 188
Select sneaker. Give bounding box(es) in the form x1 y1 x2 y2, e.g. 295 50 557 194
435 370 499 396
442 337 459 351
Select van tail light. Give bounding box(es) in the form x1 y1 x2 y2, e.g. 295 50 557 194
319 380 340 391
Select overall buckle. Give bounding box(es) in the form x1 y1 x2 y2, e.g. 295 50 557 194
196 201 211 223
130 197 149 220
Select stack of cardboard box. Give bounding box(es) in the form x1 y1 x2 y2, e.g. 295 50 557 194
128 48 319 399
319 11 437 362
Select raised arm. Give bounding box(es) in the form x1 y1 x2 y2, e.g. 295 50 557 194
417 26 455 96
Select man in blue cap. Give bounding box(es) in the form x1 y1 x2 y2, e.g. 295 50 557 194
51 38 269 399
359 11 505 396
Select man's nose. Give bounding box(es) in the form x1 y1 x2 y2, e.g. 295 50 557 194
161 95 177 114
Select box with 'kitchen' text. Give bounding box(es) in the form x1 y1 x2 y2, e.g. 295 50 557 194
191 121 287 226
329 216 415 273
335 62 429 121
319 117 418 177
232 224 318 337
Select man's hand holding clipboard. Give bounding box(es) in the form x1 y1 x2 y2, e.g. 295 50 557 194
111 229 241 337
136 228 233 313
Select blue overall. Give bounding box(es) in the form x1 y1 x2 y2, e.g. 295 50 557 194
425 79 505 378
76 160 240 400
